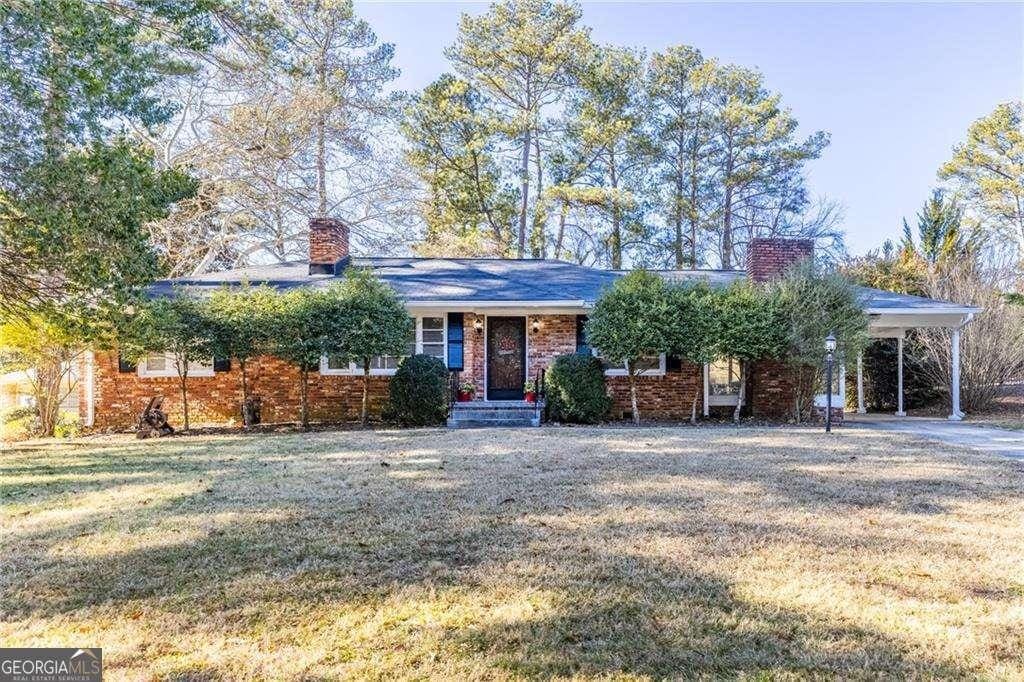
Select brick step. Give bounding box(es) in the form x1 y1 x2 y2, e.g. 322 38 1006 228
450 409 539 420
446 417 540 428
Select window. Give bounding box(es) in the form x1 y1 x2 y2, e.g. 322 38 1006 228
575 315 591 356
596 351 666 376
705 358 742 406
576 315 663 375
322 316 446 375
137 352 214 378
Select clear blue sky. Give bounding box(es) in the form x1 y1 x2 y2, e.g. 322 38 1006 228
356 1 1023 256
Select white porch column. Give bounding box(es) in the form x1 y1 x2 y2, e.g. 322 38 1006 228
895 336 906 417
856 353 866 414
949 327 963 421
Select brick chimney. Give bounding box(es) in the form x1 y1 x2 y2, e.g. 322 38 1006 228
747 237 814 283
308 217 350 275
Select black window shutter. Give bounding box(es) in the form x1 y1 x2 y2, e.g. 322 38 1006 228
575 316 591 355
447 313 464 370
118 354 137 373
213 357 231 372
666 355 682 371
302 360 319 373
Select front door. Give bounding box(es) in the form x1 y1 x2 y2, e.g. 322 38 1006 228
486 316 526 400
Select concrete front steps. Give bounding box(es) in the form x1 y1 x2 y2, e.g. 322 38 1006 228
447 400 542 428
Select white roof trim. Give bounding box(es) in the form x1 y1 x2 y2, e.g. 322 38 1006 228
865 306 981 315
405 299 589 308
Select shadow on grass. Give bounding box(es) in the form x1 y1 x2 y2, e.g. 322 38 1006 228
2 426 1020 676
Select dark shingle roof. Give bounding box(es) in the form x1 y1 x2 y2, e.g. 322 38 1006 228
150 257 976 313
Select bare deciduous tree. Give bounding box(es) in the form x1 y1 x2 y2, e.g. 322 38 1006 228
917 260 1024 412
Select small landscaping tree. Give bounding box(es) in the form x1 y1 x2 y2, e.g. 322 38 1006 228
545 353 612 424
126 294 217 431
384 354 449 426
772 262 869 422
0 314 83 437
335 269 413 426
714 281 787 422
586 270 678 425
208 285 279 426
269 287 344 429
669 282 721 423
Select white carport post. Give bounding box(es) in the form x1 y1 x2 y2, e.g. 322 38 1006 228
856 353 866 414
949 326 963 421
895 335 906 417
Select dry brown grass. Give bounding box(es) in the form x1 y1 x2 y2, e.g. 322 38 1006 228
3 426 1024 680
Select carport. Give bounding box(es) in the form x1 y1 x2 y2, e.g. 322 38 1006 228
855 288 980 421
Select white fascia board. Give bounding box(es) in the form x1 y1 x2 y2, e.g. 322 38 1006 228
865 306 981 315
406 300 591 315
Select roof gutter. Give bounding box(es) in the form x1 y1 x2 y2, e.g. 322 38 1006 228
865 306 982 315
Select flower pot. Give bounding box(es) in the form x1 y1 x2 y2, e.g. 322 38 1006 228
524 391 537 403
457 390 473 402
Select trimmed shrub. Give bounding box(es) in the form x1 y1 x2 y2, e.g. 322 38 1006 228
546 353 612 424
1 405 37 441
384 354 449 426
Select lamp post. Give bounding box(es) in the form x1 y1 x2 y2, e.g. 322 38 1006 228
825 332 836 433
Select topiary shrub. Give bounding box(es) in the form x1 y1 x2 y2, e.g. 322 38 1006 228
546 353 612 424
383 354 449 426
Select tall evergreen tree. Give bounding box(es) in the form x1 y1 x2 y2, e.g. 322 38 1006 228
276 0 399 218
402 75 517 256
565 45 652 268
939 101 1024 261
646 46 719 268
445 0 592 257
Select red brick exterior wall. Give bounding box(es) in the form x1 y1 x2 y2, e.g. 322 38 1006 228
86 352 389 430
308 217 350 266
606 364 704 420
747 237 813 283
463 313 486 396
748 359 796 420
83 311 818 429
527 315 577 377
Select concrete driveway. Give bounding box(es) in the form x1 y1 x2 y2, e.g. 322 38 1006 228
849 414 1024 461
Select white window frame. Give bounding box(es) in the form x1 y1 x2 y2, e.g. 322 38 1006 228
137 352 214 378
595 350 666 377
704 358 743 408
321 316 447 376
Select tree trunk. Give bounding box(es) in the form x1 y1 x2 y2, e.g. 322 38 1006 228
361 358 370 426
609 154 622 269
179 372 190 431
517 127 532 258
300 368 309 429
35 360 59 437
674 135 685 268
554 200 568 260
722 139 735 268
315 55 328 218
722 182 734 269
531 134 546 258
733 361 746 423
627 361 640 425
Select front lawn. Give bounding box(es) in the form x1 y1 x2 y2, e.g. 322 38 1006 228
2 427 1023 679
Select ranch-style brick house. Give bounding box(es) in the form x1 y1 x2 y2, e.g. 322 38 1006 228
76 218 979 429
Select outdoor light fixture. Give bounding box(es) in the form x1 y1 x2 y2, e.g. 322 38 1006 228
824 332 836 433
473 317 483 333
531 318 540 334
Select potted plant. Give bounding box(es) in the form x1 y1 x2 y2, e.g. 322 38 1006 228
524 379 537 403
457 381 475 402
